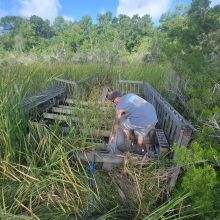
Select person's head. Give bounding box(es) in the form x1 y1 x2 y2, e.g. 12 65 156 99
110 91 122 105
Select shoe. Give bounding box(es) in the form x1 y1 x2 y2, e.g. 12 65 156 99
134 144 147 155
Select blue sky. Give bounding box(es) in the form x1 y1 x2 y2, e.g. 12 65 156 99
0 0 219 26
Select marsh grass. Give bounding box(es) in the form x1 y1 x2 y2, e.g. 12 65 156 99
0 63 196 219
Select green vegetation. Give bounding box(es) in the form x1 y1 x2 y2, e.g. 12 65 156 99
0 0 220 219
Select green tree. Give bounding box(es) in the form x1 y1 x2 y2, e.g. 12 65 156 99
52 16 73 34
0 15 23 34
78 14 92 38
63 24 84 53
0 32 14 51
96 11 113 35
29 15 54 39
18 18 36 51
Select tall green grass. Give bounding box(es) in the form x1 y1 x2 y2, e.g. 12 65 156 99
0 63 199 219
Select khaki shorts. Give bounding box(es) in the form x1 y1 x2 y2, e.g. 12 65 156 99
120 118 155 137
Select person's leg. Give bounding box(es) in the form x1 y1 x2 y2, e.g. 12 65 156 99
120 119 132 140
137 135 144 145
123 129 130 140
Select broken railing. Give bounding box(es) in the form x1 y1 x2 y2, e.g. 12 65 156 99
51 72 104 98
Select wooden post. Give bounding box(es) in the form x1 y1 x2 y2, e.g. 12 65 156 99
177 126 194 147
167 126 194 193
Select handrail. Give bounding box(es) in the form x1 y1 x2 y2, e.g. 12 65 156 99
116 80 195 147
51 73 101 96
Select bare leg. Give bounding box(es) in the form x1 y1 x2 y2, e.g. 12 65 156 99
123 129 130 140
137 136 144 145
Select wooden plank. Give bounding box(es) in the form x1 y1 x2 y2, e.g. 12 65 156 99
177 126 193 147
57 105 113 112
65 98 114 107
52 107 79 114
98 86 109 102
48 124 111 137
43 113 79 122
43 113 111 126
74 151 157 164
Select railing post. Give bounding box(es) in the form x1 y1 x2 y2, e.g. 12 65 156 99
177 126 193 147
116 79 119 91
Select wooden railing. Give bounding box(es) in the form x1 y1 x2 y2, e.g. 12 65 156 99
116 80 195 147
116 79 143 96
51 73 102 98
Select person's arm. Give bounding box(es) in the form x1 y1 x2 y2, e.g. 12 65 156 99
110 109 125 143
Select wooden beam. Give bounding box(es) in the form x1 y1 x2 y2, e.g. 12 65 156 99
98 86 109 102
48 124 111 137
65 98 114 107
43 113 111 126
73 151 157 164
177 126 194 147
54 105 113 112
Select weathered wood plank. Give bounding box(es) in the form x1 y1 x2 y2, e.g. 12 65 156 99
177 126 193 147
43 113 111 126
74 151 157 164
65 98 114 107
52 107 79 114
43 113 79 122
98 86 109 102
56 105 113 112
48 124 111 137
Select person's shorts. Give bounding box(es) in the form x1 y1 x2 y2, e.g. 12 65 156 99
120 118 155 137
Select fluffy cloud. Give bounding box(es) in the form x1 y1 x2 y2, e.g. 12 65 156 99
17 0 61 22
63 14 74 22
117 0 172 21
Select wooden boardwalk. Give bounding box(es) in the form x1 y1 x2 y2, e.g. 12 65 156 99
25 74 195 164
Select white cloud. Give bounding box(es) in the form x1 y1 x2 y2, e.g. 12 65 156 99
17 0 61 23
63 14 74 22
117 0 172 21
210 0 220 7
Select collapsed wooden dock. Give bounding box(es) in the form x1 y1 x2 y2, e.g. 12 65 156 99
21 72 194 167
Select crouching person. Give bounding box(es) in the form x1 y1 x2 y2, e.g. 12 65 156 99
110 91 158 155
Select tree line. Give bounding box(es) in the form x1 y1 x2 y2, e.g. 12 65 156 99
0 11 153 58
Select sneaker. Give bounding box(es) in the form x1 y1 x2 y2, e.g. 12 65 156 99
134 144 147 155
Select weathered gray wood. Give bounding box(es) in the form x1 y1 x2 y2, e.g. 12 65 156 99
22 86 66 113
48 124 111 137
52 107 79 114
65 98 114 107
74 151 157 164
98 86 109 102
116 80 143 95
165 164 181 193
56 105 113 112
177 126 193 147
43 113 79 122
43 113 110 126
